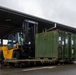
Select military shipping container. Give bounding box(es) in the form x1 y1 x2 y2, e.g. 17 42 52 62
35 30 76 61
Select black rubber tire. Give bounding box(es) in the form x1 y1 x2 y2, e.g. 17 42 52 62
0 50 4 59
0 63 2 68
13 51 20 59
0 50 4 68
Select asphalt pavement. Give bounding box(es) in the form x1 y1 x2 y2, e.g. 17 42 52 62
0 64 76 75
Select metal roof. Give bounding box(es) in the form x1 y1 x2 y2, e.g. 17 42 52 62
0 6 76 39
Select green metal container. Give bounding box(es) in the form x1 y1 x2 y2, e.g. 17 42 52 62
73 34 76 59
35 30 76 60
35 30 58 58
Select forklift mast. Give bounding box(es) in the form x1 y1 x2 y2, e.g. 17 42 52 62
22 19 38 58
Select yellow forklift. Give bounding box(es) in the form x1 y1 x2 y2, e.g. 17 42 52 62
0 19 38 67
0 32 25 68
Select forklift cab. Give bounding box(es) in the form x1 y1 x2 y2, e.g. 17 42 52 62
7 32 24 50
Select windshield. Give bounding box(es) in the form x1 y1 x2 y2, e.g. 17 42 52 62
7 32 24 49
8 34 16 49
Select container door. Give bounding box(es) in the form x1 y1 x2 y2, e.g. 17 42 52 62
58 31 62 59
70 34 74 59
74 35 76 59
68 34 71 60
67 33 75 60
65 32 69 59
61 32 65 59
58 31 64 59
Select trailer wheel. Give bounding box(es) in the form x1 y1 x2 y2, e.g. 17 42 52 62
13 51 20 59
0 63 2 68
0 63 3 68
0 50 4 68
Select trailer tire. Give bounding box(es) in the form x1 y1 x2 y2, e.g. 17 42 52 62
0 63 2 68
0 50 4 68
13 50 20 59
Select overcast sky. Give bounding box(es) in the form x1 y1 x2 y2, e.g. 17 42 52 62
0 0 76 28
